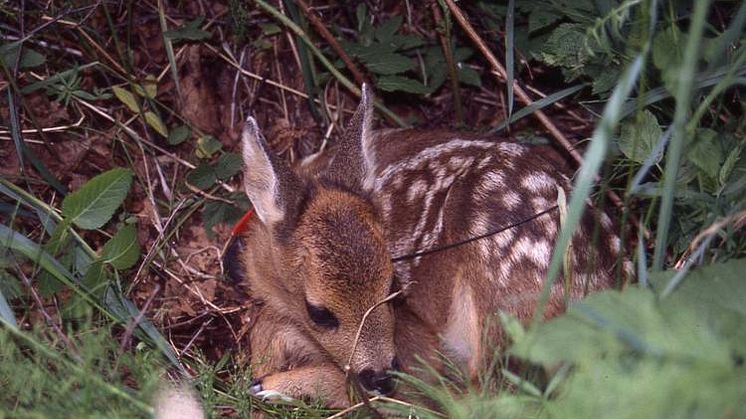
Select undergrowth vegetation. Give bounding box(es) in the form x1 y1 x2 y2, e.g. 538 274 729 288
1 0 744 418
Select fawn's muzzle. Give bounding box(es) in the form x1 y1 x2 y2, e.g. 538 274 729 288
358 357 400 395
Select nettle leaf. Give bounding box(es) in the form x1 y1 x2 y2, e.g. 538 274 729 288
377 75 430 94
61 168 134 230
164 17 211 41
619 110 663 163
361 52 416 75
375 16 404 44
0 43 46 69
687 128 722 179
168 124 190 145
458 66 482 87
202 194 250 238
653 25 685 94
214 152 242 180
102 224 141 270
144 111 168 138
529 8 561 33
196 135 222 158
112 86 140 113
186 163 217 189
390 34 424 50
508 259 746 419
539 23 589 70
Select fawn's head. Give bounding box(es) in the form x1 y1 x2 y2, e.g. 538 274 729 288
241 86 398 394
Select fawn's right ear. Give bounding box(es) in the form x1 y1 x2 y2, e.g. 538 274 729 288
241 117 303 227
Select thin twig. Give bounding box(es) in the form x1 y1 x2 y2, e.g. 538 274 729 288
296 0 367 86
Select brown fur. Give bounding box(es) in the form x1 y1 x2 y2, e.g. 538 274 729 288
238 85 622 408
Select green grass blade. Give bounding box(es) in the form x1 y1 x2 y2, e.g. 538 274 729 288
532 55 645 325
157 0 182 99
652 0 711 271
505 0 515 118
495 83 587 131
0 287 17 328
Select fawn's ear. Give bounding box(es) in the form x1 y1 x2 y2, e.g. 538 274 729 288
326 84 376 193
241 117 303 227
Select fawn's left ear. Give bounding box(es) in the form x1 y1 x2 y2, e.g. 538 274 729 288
241 117 304 228
326 84 376 193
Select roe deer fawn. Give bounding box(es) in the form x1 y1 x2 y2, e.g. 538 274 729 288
234 85 622 408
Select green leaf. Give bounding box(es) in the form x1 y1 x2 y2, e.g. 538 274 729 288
80 260 108 298
653 25 686 94
719 143 742 186
112 86 140 113
258 23 281 36
168 124 190 145
390 34 424 50
214 152 242 180
360 52 415 75
163 17 211 41
377 75 430 94
196 135 222 159
687 128 722 179
202 199 246 238
101 225 140 270
619 110 663 163
133 75 158 99
457 66 482 87
61 169 133 230
0 43 46 69
375 16 403 43
529 8 561 33
144 111 168 138
186 163 217 189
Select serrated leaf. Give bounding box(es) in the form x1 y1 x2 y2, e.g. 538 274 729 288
163 17 211 41
202 199 245 238
196 135 222 159
529 8 561 33
186 163 217 190
653 25 686 94
144 111 168 138
168 124 190 145
102 225 140 270
619 110 663 163
214 152 242 180
112 86 140 113
0 44 46 69
687 129 722 179
390 34 425 50
377 76 430 94
61 168 133 230
80 260 108 298
360 52 415 75
375 16 403 44
457 66 482 87
719 144 742 186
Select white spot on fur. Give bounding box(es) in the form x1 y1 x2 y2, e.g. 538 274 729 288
521 172 555 193
502 191 521 210
497 142 526 157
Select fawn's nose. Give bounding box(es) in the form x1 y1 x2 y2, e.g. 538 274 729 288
358 358 400 395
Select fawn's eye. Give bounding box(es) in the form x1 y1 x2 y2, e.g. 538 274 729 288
306 301 339 329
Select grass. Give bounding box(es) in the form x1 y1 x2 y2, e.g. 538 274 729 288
1 1 745 418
